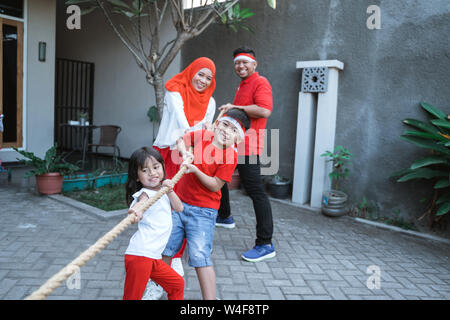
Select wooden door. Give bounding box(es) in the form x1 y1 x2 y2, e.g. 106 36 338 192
0 18 23 148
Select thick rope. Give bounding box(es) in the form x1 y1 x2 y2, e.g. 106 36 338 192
25 109 227 300
25 166 187 300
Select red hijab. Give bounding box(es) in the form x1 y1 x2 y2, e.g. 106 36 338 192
165 57 216 127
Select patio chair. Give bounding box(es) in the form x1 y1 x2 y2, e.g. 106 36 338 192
89 125 121 164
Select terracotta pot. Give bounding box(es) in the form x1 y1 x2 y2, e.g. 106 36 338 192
35 173 64 195
227 170 240 190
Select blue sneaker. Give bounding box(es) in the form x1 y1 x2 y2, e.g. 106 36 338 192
216 215 236 229
241 244 276 262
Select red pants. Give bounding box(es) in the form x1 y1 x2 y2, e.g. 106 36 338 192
123 255 184 300
153 146 187 259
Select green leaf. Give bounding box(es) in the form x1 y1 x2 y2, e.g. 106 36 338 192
436 201 450 216
147 105 160 122
403 118 439 135
421 102 447 120
233 3 240 17
106 0 131 10
81 6 98 15
397 168 448 182
430 119 450 129
66 0 95 4
114 7 136 18
402 130 448 142
390 167 414 179
240 24 254 33
436 191 450 205
410 156 448 170
240 11 255 19
434 178 450 189
400 135 450 155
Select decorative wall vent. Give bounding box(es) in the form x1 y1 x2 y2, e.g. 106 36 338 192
301 67 329 93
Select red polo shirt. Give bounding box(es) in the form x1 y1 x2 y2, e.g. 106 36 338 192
233 72 273 156
176 130 237 209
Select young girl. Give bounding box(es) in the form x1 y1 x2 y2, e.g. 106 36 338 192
122 146 185 300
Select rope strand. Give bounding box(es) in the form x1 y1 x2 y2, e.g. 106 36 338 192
25 166 188 300
25 109 228 300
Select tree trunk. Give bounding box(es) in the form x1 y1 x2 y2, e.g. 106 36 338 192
153 74 165 117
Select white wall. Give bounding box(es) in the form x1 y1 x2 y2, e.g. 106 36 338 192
1 0 56 161
55 3 181 158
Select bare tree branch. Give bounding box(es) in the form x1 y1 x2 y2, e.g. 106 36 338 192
158 38 176 58
159 0 169 26
157 31 191 75
193 13 217 36
170 0 187 31
95 0 148 71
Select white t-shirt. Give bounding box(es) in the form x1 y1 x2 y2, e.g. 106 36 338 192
125 188 172 260
153 91 216 150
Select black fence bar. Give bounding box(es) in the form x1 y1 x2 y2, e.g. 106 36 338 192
54 58 95 151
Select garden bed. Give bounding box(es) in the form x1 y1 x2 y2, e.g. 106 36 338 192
63 183 128 211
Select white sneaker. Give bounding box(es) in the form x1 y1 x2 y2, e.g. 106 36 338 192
142 280 164 300
171 257 184 277
141 258 184 300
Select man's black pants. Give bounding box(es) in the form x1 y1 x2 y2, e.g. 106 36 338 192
219 155 273 246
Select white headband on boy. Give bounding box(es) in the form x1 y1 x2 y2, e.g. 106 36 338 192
219 116 245 139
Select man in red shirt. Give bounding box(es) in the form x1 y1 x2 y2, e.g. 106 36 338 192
217 47 275 263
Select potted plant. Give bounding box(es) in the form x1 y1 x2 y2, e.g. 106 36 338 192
266 174 291 199
13 145 80 195
320 145 353 217
79 111 89 126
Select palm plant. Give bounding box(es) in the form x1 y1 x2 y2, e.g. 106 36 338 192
391 102 450 221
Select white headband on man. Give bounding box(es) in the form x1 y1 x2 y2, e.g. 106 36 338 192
218 116 245 139
233 53 256 63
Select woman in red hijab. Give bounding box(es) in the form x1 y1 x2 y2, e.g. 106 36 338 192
146 57 216 300
153 57 216 179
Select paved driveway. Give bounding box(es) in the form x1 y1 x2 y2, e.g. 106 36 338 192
1 185 449 300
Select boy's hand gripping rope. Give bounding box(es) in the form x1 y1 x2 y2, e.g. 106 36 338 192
25 109 227 300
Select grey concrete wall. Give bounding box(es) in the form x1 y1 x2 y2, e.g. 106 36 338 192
182 0 450 225
55 2 181 158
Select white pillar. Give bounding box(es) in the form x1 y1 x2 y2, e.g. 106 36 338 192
292 92 316 204
292 60 344 209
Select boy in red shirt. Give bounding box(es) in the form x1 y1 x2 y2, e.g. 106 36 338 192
162 108 250 300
